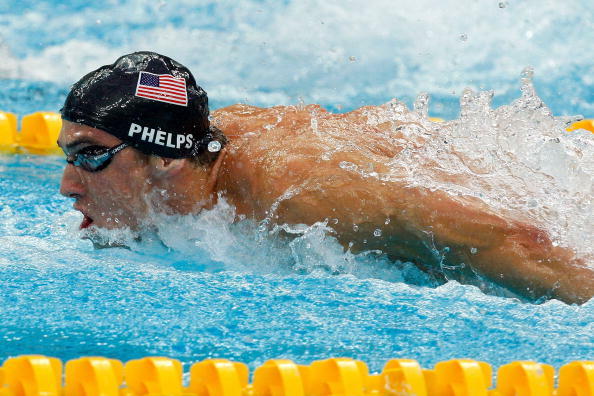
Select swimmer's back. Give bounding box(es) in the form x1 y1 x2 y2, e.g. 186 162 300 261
213 104 594 304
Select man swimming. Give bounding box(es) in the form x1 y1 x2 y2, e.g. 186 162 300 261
57 52 594 304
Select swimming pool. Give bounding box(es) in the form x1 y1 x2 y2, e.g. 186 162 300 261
1 0 593 373
1 153 593 370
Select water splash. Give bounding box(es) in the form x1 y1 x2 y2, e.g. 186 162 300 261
65 69 592 296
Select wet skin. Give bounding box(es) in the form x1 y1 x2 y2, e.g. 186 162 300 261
58 121 216 231
58 123 153 230
59 104 594 304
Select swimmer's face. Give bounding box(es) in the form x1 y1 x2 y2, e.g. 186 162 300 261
58 120 154 231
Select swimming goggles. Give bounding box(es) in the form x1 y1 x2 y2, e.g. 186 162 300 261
66 142 129 172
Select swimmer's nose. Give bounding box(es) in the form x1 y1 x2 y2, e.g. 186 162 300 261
60 164 85 199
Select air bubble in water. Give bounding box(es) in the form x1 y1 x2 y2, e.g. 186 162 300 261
353 224 359 232
349 56 357 62
459 33 468 42
373 229 382 237
498 1 507 8
470 247 478 254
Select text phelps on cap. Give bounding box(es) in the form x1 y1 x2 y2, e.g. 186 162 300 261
128 123 194 149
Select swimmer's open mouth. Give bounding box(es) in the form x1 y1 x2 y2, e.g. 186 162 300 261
80 215 94 229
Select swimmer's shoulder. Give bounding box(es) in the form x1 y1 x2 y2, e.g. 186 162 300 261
214 104 339 213
212 103 334 139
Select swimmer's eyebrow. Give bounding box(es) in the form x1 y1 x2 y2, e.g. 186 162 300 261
57 138 100 151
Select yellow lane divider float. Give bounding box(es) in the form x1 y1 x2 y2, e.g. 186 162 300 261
1 111 593 157
0 356 592 396
566 119 594 134
0 111 62 155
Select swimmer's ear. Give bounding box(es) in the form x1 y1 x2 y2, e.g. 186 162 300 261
205 147 227 193
148 156 187 178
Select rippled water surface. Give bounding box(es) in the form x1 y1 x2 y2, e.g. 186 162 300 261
1 0 593 117
1 148 593 371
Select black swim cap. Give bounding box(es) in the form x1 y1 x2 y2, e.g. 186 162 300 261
61 51 212 158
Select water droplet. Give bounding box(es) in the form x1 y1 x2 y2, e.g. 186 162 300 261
384 218 391 225
498 1 507 8
95 19 102 24
349 56 357 62
373 228 382 237
339 161 357 171
459 33 468 42
297 97 305 111
352 224 359 232
207 141 222 152
413 92 430 117
470 247 478 254
525 30 533 39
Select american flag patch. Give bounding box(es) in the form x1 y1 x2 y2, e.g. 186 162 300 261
135 72 188 106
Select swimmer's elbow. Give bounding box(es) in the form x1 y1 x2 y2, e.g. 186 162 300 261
473 226 594 304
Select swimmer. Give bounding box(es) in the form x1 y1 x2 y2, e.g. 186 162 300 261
57 52 594 304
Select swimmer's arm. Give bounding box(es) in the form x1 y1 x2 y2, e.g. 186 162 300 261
461 221 594 304
404 189 594 304
274 169 594 304
215 103 593 303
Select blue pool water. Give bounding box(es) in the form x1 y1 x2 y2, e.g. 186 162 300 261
1 0 593 118
1 0 593 372
1 154 593 371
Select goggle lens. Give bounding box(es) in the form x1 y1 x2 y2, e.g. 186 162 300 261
66 143 129 172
